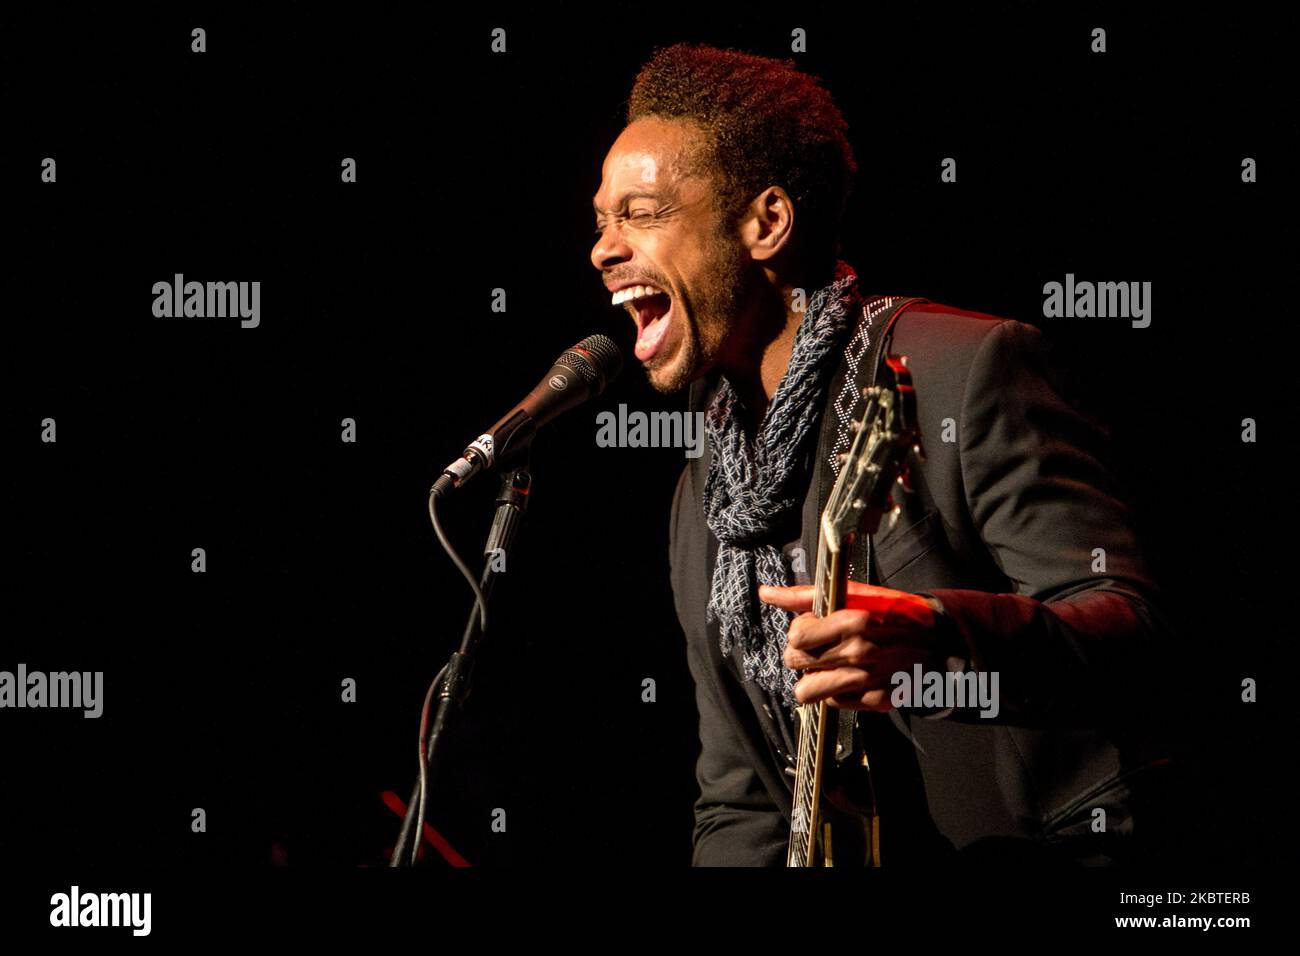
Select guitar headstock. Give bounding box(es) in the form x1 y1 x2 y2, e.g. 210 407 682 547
821 354 923 551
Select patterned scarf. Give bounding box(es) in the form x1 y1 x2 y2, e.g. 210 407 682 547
702 260 860 708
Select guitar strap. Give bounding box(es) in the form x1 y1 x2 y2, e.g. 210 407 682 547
814 294 929 762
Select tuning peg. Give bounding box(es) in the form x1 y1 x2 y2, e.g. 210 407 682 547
888 502 902 530
896 471 914 494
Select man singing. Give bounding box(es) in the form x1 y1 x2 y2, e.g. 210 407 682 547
590 42 1185 866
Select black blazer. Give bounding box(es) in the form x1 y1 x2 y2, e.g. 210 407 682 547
668 302 1187 866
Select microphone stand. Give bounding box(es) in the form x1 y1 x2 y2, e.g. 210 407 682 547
389 459 532 866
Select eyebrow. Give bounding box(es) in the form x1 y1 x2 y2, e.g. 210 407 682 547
592 189 666 215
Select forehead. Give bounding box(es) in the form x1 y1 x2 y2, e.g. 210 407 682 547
593 117 703 207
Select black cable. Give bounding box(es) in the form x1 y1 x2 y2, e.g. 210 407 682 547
429 489 487 631
399 491 488 865
409 661 447 866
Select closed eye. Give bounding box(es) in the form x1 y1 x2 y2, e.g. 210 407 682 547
594 210 655 234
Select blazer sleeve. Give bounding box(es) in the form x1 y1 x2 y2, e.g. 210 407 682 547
670 465 788 866
921 319 1177 727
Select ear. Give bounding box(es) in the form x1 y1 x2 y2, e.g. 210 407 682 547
738 186 795 262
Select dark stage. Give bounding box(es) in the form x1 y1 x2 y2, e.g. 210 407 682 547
1 1 1290 937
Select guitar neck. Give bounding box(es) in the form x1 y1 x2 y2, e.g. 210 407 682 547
786 531 849 867
812 519 846 617
785 355 914 866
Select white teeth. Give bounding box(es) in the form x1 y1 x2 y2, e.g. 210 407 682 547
610 284 664 306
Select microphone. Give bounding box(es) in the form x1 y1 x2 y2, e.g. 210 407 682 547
431 334 623 497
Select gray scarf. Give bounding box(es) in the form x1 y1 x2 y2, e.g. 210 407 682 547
702 261 859 708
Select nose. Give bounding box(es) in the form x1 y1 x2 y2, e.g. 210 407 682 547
590 222 633 273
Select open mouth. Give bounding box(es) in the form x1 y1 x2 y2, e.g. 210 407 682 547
610 284 673 363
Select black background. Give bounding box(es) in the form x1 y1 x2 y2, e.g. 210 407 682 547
1 0 1290 900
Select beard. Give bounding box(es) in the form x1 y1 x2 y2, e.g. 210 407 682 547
646 232 751 395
